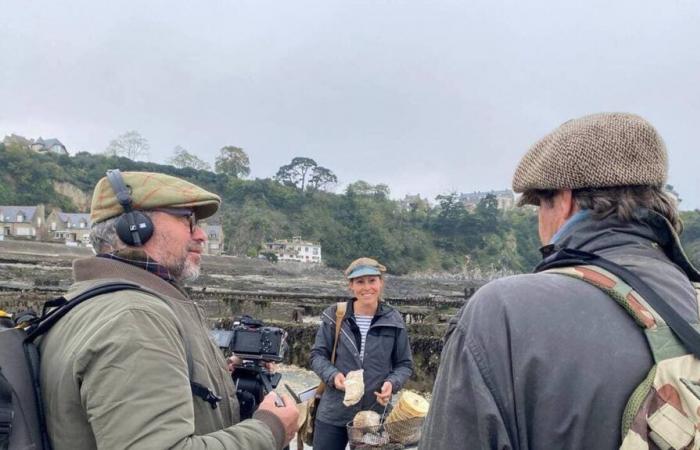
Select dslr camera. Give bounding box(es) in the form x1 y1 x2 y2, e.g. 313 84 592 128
228 315 286 362
210 316 288 420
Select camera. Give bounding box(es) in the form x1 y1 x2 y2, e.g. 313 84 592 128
210 316 288 420
210 315 287 362
229 316 287 362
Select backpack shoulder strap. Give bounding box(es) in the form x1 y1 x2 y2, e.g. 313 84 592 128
30 282 221 409
538 248 700 362
543 265 662 329
26 282 144 341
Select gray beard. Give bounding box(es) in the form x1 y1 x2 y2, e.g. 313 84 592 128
171 258 200 284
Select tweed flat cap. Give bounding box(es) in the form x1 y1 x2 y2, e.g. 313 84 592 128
90 171 221 223
512 113 667 193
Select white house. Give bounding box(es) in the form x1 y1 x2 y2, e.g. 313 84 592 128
263 236 322 263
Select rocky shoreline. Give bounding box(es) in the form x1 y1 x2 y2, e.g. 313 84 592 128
0 239 485 391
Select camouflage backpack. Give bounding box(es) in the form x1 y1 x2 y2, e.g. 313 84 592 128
538 248 700 450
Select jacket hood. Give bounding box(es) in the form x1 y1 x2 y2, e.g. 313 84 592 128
541 208 700 281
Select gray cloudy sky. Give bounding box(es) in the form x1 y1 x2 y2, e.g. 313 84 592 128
1 0 698 209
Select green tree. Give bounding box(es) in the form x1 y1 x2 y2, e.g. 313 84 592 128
168 146 211 170
346 181 390 199
215 146 250 178
2 134 32 151
275 157 337 192
308 166 338 191
681 210 700 267
275 157 317 191
105 131 150 161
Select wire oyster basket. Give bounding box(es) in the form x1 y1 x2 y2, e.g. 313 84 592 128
347 391 429 449
347 417 425 449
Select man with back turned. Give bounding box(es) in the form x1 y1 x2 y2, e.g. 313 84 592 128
421 113 700 449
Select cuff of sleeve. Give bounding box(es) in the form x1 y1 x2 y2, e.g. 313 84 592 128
327 370 340 387
386 378 398 393
252 410 286 450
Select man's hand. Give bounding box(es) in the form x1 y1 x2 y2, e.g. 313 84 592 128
227 355 241 373
257 393 299 446
374 381 393 406
333 372 346 391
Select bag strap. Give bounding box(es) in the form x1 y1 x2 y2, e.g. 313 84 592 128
536 247 700 360
315 301 348 399
331 302 347 365
296 302 349 449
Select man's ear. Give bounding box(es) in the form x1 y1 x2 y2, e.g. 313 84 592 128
558 190 578 220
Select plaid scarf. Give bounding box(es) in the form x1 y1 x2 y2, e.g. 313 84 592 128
98 248 176 283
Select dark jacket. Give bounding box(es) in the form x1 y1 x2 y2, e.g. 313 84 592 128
420 210 700 450
310 299 414 426
39 257 285 450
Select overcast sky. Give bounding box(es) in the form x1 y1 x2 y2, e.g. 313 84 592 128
1 0 698 209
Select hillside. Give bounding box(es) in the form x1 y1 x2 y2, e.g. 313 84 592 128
1 141 698 273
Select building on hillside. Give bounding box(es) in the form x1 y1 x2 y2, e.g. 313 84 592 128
459 189 516 211
45 209 92 245
202 223 225 256
262 236 322 263
0 205 47 240
30 137 68 155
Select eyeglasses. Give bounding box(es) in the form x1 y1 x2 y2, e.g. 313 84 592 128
153 208 198 233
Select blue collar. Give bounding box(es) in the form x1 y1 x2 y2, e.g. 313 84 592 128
549 209 591 245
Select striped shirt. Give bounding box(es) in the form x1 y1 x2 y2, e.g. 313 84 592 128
355 314 373 361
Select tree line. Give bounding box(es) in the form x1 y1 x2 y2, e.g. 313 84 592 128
1 137 698 275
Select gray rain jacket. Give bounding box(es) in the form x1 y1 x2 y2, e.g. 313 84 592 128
420 210 700 450
310 299 414 427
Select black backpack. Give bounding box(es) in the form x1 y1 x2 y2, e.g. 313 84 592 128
0 282 221 450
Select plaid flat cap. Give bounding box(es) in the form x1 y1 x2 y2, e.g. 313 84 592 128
90 171 221 223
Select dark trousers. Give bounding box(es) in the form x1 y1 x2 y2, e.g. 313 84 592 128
312 419 348 450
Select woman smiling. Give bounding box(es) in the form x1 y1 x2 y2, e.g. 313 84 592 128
309 257 414 450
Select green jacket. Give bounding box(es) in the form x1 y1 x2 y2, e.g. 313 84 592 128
39 257 285 450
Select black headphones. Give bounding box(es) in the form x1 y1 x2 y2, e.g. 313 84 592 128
105 169 154 246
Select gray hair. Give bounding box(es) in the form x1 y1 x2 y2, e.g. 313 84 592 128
89 212 155 253
520 186 682 234
89 216 124 254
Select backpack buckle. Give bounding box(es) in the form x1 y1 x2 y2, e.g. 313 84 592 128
191 381 222 409
204 389 223 409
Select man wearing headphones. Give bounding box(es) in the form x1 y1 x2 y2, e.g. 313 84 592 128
38 170 298 450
